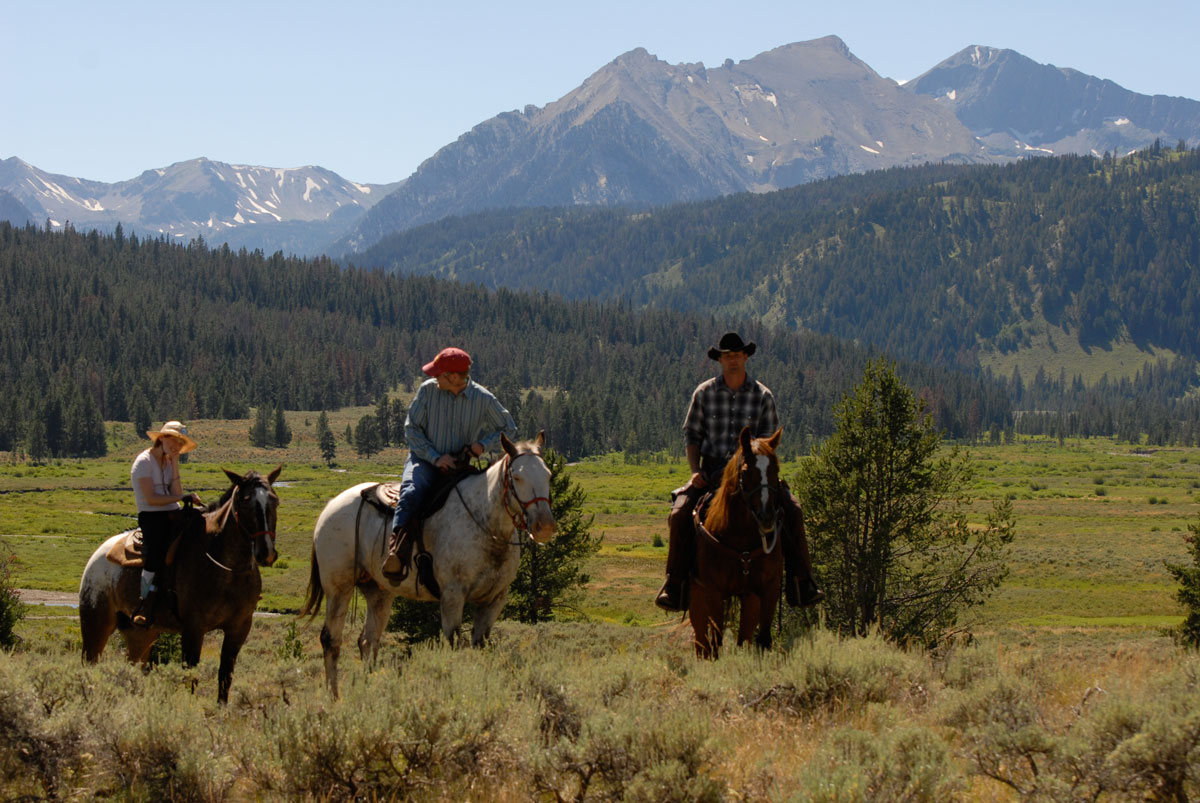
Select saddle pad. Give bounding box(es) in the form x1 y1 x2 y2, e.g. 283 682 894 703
106 529 145 568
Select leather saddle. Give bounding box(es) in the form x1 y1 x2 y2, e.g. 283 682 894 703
105 508 201 568
107 528 147 568
360 463 485 520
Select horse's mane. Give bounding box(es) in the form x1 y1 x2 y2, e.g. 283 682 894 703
704 436 776 534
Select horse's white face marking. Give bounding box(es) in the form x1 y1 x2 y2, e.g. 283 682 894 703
755 454 771 512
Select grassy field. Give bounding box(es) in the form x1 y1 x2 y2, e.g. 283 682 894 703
1 411 1194 630
3 416 1199 799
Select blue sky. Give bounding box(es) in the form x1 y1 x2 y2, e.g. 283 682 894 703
3 0 1196 185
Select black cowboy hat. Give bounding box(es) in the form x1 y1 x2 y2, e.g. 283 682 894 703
708 332 757 360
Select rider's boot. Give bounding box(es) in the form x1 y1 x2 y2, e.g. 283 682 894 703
383 524 414 583
132 587 158 628
780 488 824 608
655 494 696 612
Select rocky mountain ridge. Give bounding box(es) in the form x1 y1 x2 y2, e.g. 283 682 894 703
0 156 400 254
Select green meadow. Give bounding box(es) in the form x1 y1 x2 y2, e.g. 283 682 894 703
1 413 1193 631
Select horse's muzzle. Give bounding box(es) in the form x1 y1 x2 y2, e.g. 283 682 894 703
530 515 558 544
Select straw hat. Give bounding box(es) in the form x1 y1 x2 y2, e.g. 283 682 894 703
146 421 197 453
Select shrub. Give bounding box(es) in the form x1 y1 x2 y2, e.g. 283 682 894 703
800 725 965 800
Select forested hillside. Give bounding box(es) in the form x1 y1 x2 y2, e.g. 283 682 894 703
0 222 1009 459
355 144 1200 372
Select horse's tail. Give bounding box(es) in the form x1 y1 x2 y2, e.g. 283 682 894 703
299 544 324 618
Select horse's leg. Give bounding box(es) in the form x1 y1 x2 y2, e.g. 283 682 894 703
356 583 394 666
216 618 252 705
123 628 157 663
320 585 353 698
688 588 722 659
738 594 773 651
181 627 204 667
79 598 116 663
439 585 466 647
471 590 508 647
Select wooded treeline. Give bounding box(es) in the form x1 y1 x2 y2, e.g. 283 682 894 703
1 222 1009 459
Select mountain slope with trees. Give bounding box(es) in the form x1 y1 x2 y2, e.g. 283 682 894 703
355 145 1200 374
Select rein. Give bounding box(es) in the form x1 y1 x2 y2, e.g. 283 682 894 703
693 506 779 579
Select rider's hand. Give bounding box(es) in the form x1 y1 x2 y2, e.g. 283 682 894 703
469 441 484 458
691 472 708 489
434 454 458 472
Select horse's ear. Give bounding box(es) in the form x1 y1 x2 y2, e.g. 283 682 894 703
223 468 244 487
501 433 518 457
739 426 753 455
535 430 546 449
268 464 283 485
766 427 782 450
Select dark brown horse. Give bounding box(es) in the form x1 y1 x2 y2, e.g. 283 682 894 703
689 427 784 659
79 467 281 703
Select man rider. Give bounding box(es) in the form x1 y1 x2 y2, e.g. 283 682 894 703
655 332 824 612
383 347 517 583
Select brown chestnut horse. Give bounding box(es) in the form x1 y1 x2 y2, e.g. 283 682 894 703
689 427 783 659
79 467 281 703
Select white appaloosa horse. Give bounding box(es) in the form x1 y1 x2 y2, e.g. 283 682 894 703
301 432 556 697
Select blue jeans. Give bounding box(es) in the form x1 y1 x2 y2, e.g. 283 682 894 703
392 456 440 531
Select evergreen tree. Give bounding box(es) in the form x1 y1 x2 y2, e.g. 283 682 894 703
1166 513 1200 648
375 395 392 447
354 414 382 458
249 406 271 447
389 397 408 446
0 545 25 649
317 410 337 467
273 403 292 448
796 359 1015 644
503 449 600 623
25 418 47 464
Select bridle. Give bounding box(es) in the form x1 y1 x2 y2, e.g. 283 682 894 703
502 451 552 535
737 457 781 537
206 481 277 574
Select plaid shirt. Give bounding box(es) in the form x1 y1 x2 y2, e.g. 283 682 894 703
683 373 780 473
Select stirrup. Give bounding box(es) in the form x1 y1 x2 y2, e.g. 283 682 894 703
132 591 157 628
655 578 686 612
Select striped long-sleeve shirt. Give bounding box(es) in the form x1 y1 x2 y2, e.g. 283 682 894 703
404 378 517 464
